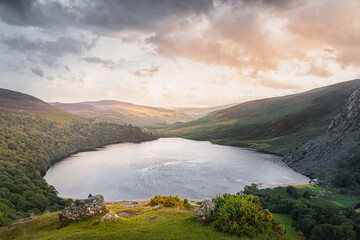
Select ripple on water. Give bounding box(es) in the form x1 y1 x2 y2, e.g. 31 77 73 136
44 138 309 200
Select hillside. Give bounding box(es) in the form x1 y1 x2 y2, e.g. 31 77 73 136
171 103 237 119
51 100 192 129
0 88 83 123
283 87 360 194
0 89 157 226
162 79 360 154
0 200 290 240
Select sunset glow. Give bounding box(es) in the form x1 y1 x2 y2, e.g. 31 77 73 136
0 0 359 107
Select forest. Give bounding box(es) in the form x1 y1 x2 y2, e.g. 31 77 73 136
241 184 360 239
0 110 156 226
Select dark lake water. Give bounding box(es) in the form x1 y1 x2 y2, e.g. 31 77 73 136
44 138 308 200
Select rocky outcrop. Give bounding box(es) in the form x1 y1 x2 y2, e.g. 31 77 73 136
195 199 217 222
283 88 360 183
100 211 120 222
327 88 360 135
59 195 106 223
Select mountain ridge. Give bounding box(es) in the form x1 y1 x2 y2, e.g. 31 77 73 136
161 79 360 154
0 88 84 123
283 87 360 192
50 100 235 129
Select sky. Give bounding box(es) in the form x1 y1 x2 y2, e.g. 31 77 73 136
0 0 359 107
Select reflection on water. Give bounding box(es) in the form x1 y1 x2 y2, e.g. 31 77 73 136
44 138 308 200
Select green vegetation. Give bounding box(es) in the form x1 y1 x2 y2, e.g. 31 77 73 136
272 213 298 238
0 201 291 240
149 195 192 209
211 194 285 238
0 106 156 226
241 184 360 239
331 154 360 194
161 79 360 154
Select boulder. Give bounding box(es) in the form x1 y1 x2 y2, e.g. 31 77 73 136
59 195 106 223
100 211 120 222
195 199 216 222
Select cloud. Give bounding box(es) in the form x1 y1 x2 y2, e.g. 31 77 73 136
131 65 159 77
82 57 124 70
143 0 360 86
0 34 97 69
31 67 44 77
0 35 96 58
238 0 306 10
0 0 74 28
0 0 214 33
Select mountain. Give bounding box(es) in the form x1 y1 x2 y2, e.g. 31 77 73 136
283 87 360 193
0 88 156 226
0 88 83 123
161 79 360 154
171 103 238 119
51 100 193 129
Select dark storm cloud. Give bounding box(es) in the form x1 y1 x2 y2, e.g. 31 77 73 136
0 0 75 28
82 57 124 70
31 67 44 77
0 0 214 32
0 35 96 59
239 0 306 10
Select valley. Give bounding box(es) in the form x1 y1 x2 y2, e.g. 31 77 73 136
1 80 360 239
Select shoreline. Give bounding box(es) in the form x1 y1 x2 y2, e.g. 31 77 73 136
42 137 158 177
58 182 311 204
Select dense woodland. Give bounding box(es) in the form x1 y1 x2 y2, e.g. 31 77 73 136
0 110 156 226
242 184 360 239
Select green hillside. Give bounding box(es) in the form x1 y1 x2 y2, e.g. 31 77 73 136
0 89 157 226
161 79 360 154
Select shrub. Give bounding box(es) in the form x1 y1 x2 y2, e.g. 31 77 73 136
149 195 192 209
212 194 285 238
286 186 300 199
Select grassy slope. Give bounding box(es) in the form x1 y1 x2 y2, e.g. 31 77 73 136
0 204 290 240
2 184 358 240
161 79 360 154
0 88 84 123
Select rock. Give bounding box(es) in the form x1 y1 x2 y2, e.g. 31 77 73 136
12 217 31 224
100 211 120 222
282 88 360 183
327 88 360 135
195 199 216 222
59 195 106 223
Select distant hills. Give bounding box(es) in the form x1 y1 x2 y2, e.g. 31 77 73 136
161 79 360 154
50 100 234 129
0 88 83 123
171 103 237 119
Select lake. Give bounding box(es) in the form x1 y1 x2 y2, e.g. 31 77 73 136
44 138 309 200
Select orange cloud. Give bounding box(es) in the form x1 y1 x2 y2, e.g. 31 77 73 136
145 0 360 88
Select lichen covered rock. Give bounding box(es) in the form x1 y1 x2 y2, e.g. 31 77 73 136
100 211 120 222
59 195 106 223
195 199 216 222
